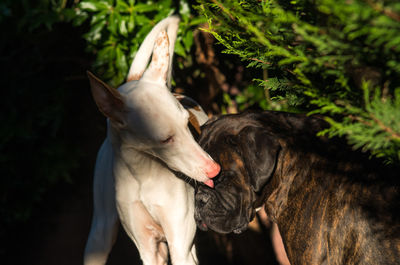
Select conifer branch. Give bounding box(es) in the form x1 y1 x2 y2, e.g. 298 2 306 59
198 0 400 162
370 114 400 140
211 0 235 21
249 58 271 65
365 0 400 22
349 114 400 140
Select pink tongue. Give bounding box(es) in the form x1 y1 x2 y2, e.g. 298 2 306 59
204 179 214 188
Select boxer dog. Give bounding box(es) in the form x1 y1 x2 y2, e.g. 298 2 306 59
84 16 220 265
195 110 400 264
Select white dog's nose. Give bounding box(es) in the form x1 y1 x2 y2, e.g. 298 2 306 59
205 161 221 179
200 160 220 188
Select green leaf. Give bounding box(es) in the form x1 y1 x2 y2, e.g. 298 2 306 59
119 17 128 36
79 1 110 12
127 12 135 32
134 3 158 13
175 40 186 57
90 10 108 25
189 16 207 26
115 46 128 74
183 30 193 52
135 14 151 26
179 0 190 22
116 0 130 13
236 94 247 104
72 9 89 26
84 19 106 43
108 11 120 35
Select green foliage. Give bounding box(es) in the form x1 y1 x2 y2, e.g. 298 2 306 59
197 0 400 162
0 0 77 31
320 85 400 162
73 0 206 86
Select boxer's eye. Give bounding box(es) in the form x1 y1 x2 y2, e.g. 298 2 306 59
223 170 235 177
225 136 237 146
215 170 235 184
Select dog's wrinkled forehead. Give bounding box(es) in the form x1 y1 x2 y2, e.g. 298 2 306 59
198 118 249 187
206 138 243 175
122 80 185 113
118 81 188 140
200 139 251 197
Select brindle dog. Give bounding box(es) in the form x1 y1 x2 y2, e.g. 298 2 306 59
194 110 400 265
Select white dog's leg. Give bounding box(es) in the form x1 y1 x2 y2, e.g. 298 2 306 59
191 245 198 264
166 220 198 265
151 184 198 265
118 201 169 265
114 159 169 265
84 139 119 265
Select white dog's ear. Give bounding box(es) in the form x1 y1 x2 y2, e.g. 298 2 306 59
126 16 179 86
87 71 126 126
142 30 170 84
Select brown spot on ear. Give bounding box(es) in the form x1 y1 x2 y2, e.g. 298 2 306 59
156 33 169 46
127 73 142 82
145 30 170 82
160 62 167 80
152 53 159 64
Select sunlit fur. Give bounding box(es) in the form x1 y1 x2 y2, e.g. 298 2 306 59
195 110 400 265
84 16 219 265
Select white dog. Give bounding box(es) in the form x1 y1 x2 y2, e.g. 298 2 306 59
84 16 220 265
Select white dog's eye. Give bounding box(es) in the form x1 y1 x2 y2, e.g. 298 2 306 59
161 135 174 144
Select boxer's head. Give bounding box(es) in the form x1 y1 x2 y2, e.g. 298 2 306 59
195 115 280 234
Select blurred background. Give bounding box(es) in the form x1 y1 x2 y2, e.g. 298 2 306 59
1 0 399 264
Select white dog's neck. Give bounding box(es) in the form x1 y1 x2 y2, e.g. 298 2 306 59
108 126 159 177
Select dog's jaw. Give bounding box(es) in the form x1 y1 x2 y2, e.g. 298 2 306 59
194 197 251 234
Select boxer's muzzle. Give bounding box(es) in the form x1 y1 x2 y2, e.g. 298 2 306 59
194 170 255 234
195 116 277 234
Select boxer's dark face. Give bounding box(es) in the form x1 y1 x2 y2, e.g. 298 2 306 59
195 117 280 234
195 145 255 234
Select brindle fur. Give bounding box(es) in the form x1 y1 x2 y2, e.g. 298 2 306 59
195 110 400 265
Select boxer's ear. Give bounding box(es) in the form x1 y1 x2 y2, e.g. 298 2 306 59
238 127 280 192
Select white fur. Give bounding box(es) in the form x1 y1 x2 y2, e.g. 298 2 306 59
127 16 179 87
84 16 218 265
